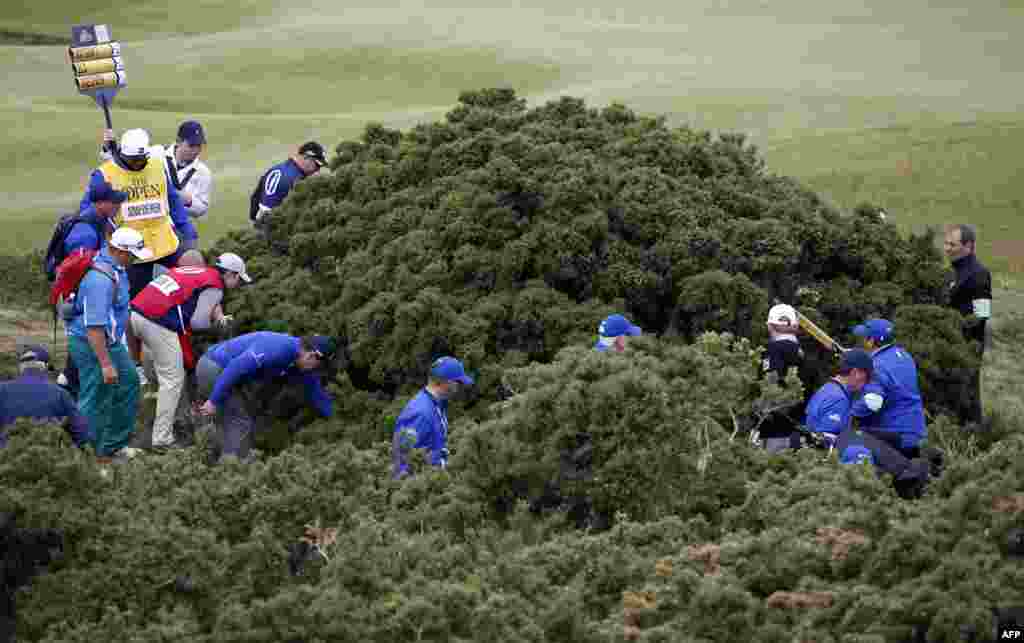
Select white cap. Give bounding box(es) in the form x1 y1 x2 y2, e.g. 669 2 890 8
119 128 150 158
215 252 251 283
110 227 154 261
767 303 798 327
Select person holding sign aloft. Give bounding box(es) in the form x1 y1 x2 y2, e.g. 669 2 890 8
80 127 197 298
99 121 213 251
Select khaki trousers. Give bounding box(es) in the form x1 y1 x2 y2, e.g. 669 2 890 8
130 312 185 447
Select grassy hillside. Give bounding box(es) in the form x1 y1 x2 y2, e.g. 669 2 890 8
1 0 1023 286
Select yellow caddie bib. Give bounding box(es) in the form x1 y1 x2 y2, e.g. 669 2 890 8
100 156 179 262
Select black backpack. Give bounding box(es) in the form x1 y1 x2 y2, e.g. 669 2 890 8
249 170 270 222
43 213 102 282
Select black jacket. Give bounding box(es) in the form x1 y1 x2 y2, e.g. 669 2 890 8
759 338 805 438
947 254 992 344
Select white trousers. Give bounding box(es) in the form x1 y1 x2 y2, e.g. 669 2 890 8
130 312 185 446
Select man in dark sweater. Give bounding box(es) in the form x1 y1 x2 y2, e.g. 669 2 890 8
944 223 992 424
758 303 806 452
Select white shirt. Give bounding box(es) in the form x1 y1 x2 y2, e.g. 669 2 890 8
163 143 213 219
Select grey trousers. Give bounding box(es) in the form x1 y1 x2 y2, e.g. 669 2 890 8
196 356 254 461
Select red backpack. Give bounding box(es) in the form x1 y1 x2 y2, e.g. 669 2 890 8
49 250 117 341
49 250 113 305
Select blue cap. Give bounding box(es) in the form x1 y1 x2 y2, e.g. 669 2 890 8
430 356 474 385
88 180 129 204
598 314 642 338
840 445 875 465
838 348 874 374
18 344 50 363
306 335 337 361
177 120 206 145
852 319 894 343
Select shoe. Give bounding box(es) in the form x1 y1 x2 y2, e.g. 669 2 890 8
136 365 149 388
111 447 144 461
150 441 190 454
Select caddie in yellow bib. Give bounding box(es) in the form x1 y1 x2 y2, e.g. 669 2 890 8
99 151 179 261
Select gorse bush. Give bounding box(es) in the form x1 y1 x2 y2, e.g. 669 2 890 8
5 90 1021 641
211 88 963 408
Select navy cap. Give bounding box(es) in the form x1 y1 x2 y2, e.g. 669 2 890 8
18 344 50 364
852 319 894 343
838 348 873 374
598 313 642 338
177 120 206 145
306 335 337 361
89 180 129 204
430 356 474 385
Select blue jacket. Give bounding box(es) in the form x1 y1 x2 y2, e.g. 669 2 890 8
79 165 197 241
391 388 449 479
64 205 114 256
258 159 306 211
205 332 332 417
0 370 92 448
804 378 853 440
65 248 131 344
850 344 927 449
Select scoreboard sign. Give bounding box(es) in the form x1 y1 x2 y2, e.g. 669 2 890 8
67 24 125 125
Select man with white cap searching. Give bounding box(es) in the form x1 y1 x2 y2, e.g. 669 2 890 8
64 227 152 465
85 128 197 297
129 252 251 452
756 303 807 452
391 356 475 479
593 313 642 353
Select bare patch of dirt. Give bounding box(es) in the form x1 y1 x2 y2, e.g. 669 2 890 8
686 544 721 576
993 495 1024 513
814 527 870 561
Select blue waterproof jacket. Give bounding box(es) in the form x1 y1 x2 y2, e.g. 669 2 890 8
850 344 927 449
204 332 332 417
65 248 131 344
804 378 853 440
391 388 449 479
0 370 92 448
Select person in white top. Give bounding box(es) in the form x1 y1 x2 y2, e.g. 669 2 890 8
101 120 213 251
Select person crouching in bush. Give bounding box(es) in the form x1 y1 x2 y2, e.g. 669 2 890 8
804 348 874 446
391 357 474 480
196 333 336 464
593 314 642 353
849 318 927 459
758 304 806 452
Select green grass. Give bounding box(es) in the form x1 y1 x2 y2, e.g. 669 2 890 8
2 0 1024 277
765 116 1024 282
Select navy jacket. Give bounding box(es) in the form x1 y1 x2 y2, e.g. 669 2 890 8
257 159 306 213
0 371 92 448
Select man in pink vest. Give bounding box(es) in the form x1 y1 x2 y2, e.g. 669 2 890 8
129 252 250 451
